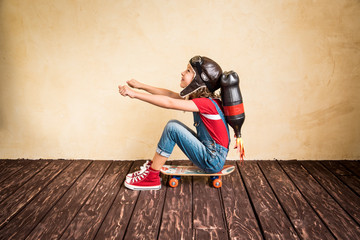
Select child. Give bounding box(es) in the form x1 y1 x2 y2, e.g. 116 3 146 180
118 56 230 190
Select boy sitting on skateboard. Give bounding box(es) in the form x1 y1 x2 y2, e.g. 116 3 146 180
118 56 230 190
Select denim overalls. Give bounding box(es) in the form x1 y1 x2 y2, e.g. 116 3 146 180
157 98 230 173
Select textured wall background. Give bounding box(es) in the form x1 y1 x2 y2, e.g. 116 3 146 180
0 0 359 160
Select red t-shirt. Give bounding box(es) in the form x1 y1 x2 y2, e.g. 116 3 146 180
192 98 229 149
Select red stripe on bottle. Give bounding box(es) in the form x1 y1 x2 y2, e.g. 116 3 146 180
223 104 244 116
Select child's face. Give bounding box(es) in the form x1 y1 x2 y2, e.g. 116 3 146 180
180 64 195 88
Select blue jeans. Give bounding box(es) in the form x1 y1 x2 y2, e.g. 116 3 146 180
156 119 229 173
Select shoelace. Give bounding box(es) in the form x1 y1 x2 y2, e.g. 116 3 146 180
131 170 149 183
130 161 150 177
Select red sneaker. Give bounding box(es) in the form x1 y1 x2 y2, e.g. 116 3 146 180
124 167 161 190
126 161 152 181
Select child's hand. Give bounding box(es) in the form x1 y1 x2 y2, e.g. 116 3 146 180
118 85 136 98
127 79 142 89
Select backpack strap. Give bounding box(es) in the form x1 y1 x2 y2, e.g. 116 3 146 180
208 98 231 149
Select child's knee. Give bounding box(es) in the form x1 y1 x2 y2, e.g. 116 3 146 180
164 119 182 131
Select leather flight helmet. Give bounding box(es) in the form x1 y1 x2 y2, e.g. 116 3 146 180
180 56 223 97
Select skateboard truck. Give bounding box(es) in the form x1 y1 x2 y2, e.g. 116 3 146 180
168 175 222 188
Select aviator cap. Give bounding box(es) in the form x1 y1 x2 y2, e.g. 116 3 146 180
180 56 223 97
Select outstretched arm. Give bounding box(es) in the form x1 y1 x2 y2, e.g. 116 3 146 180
119 85 198 112
127 79 181 99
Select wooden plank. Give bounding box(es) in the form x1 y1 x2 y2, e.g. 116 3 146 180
239 161 299 239
193 229 229 239
322 161 360 196
341 160 360 195
94 161 143 239
337 175 360 196
192 164 228 239
321 161 353 176
0 160 49 203
60 161 132 240
158 160 193 240
2 159 358 240
221 161 262 239
302 161 360 224
0 160 70 228
123 164 168 240
259 161 334 239
0 160 19 173
0 160 90 240
25 161 111 240
0 159 9 168
0 160 31 184
341 161 360 177
280 161 360 239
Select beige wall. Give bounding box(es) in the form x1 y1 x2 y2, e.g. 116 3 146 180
0 0 359 160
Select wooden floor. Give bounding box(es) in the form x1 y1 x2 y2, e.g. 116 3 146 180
0 160 359 240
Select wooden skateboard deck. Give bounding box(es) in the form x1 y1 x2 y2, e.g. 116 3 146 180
160 165 235 176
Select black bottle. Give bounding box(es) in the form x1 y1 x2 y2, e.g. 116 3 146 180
220 71 245 138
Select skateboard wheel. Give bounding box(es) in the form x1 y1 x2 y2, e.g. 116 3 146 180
169 178 179 188
212 178 222 188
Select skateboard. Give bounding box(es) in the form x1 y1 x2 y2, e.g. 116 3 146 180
160 165 235 188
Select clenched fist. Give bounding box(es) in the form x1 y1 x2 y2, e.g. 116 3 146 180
118 85 136 98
